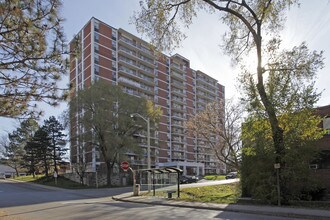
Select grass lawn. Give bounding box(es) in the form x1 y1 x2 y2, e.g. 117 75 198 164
178 183 241 204
203 175 226 181
14 175 91 189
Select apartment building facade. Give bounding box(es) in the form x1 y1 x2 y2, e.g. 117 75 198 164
70 17 225 176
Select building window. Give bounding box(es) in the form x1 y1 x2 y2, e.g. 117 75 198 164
112 29 117 40
112 41 116 50
94 21 99 32
112 61 116 71
323 117 330 135
95 65 99 75
112 50 117 61
94 53 99 65
112 72 116 81
94 44 99 53
94 32 99 43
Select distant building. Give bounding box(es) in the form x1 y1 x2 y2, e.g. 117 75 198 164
69 17 226 176
0 164 16 177
312 104 330 190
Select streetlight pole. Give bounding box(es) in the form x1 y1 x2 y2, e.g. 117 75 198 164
131 113 151 192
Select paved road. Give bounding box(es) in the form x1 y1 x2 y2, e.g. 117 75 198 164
0 179 303 220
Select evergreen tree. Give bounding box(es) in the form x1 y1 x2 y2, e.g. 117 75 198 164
3 119 38 176
24 140 40 178
43 116 67 174
0 0 68 118
34 128 52 177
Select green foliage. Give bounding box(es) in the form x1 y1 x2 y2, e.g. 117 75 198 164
70 81 162 185
133 0 298 55
179 183 241 204
203 175 226 181
241 110 325 203
15 174 91 189
3 119 39 175
134 0 325 204
0 0 68 118
42 116 67 174
31 127 52 176
240 41 324 115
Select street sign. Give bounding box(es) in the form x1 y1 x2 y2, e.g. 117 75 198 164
121 161 129 171
274 163 281 169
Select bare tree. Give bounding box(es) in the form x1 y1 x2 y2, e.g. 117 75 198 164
187 99 243 171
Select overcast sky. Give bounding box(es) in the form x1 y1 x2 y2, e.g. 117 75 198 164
1 0 329 135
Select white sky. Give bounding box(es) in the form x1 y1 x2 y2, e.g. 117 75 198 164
1 0 329 135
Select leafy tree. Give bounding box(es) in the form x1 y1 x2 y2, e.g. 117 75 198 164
239 41 324 202
43 116 67 174
241 110 325 203
133 0 325 203
186 99 243 171
0 0 68 118
70 81 162 186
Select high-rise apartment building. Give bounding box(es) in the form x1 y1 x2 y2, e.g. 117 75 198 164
70 18 225 176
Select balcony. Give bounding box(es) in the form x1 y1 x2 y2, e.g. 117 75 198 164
172 137 185 144
118 45 136 57
118 56 138 71
122 87 140 97
172 128 184 135
138 54 154 68
171 88 185 97
118 36 138 52
171 71 185 80
172 104 185 113
172 96 185 105
171 80 185 89
171 112 185 120
118 66 154 86
171 63 185 73
172 147 185 152
118 77 141 88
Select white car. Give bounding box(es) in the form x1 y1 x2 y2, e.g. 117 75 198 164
0 172 6 179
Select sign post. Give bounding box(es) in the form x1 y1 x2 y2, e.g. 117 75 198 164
120 161 139 196
120 161 129 172
274 163 281 206
53 172 58 185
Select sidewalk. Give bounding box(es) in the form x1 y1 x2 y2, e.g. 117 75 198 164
113 192 330 220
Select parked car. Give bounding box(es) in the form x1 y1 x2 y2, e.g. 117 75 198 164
180 175 199 184
225 172 238 179
0 172 6 179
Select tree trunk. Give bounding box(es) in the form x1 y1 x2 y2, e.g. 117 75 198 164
106 161 112 186
44 159 49 177
53 147 58 174
255 23 286 204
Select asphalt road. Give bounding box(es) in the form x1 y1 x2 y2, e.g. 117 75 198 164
0 179 304 220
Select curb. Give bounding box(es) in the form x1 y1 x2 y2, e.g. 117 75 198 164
112 196 330 220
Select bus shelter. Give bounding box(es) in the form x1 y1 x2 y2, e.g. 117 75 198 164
138 167 183 198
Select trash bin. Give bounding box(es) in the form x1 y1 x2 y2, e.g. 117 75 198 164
133 184 140 196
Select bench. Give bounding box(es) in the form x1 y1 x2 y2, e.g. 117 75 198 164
166 190 176 198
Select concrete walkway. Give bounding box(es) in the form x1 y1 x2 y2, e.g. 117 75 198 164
113 192 330 220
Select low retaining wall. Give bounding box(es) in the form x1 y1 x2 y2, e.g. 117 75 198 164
63 172 132 187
